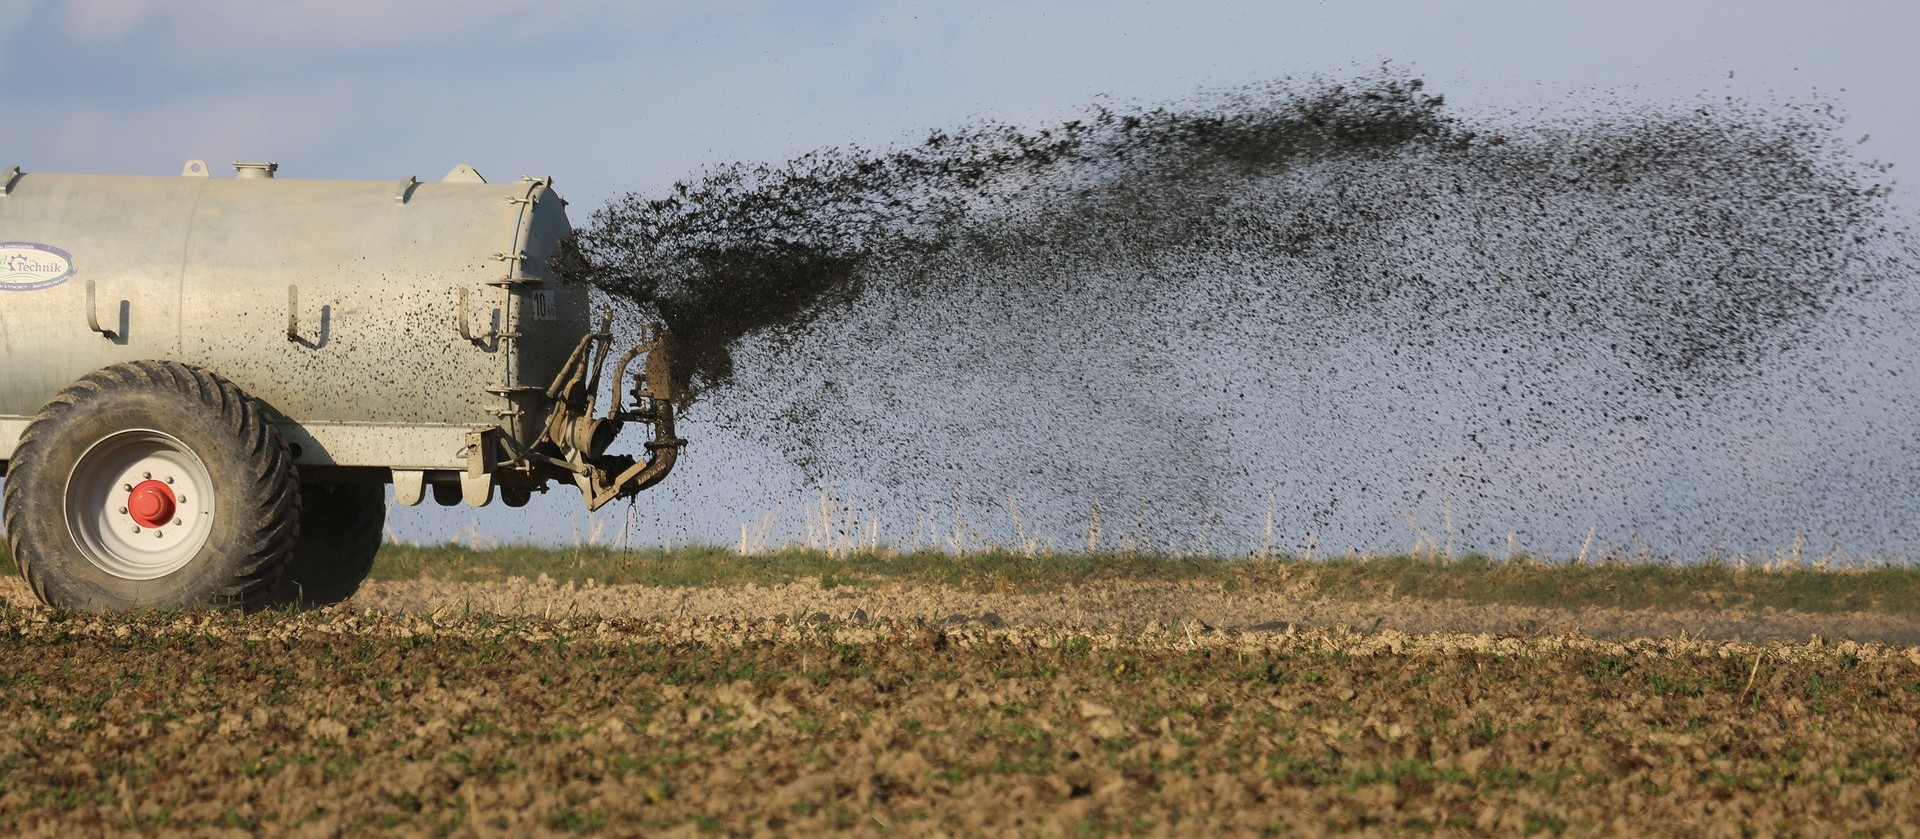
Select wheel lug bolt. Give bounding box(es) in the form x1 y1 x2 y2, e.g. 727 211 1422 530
177 494 187 503
166 476 174 484
142 472 151 479
172 518 182 526
155 530 164 538
119 506 128 515
123 483 133 492
132 526 141 534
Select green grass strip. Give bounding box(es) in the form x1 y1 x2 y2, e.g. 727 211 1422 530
2 540 1915 615
366 544 1920 616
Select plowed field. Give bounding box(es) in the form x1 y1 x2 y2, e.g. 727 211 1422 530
1 575 1917 837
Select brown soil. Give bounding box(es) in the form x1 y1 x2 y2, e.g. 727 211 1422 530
0 576 1916 837
340 576 1920 646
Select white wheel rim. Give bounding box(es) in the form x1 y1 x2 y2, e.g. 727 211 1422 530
64 430 217 580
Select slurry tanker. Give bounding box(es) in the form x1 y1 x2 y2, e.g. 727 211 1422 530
0 161 682 610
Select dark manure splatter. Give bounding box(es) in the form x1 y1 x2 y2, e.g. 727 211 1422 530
561 71 1917 556
559 75 1460 397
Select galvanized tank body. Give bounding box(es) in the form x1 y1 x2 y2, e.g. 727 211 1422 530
0 162 584 473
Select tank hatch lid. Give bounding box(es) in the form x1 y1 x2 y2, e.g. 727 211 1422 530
443 163 487 184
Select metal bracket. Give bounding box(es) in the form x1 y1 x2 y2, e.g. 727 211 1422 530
461 473 494 507
85 280 117 340
285 285 302 342
1 166 20 196
443 163 487 184
394 175 419 204
393 470 426 506
461 430 498 507
456 287 497 342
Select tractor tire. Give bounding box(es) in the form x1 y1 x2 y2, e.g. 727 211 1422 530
269 482 385 607
1 361 300 611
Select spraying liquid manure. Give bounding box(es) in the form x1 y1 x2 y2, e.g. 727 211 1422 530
562 72 1917 558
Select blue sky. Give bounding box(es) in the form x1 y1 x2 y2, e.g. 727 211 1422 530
5 1 1918 550
6 2 1917 209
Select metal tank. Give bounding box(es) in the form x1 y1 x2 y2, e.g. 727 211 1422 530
0 160 682 611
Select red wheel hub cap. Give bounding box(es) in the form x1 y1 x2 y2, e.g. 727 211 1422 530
128 480 177 528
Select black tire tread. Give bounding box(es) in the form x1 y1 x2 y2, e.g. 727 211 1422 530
271 482 385 607
3 360 300 610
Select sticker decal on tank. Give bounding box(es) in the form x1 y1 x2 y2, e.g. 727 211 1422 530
0 243 74 291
